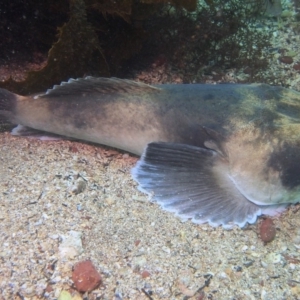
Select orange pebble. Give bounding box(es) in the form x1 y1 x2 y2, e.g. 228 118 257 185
72 260 101 292
141 270 151 278
259 218 276 243
279 56 293 64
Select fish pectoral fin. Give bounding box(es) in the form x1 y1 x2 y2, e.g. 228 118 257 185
202 126 228 158
11 125 65 141
132 142 263 228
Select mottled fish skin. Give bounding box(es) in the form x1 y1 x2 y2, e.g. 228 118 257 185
1 77 300 227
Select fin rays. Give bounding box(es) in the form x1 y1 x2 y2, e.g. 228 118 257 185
132 142 279 228
37 77 160 99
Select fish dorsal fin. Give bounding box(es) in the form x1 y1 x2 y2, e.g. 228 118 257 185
35 77 161 98
132 142 267 228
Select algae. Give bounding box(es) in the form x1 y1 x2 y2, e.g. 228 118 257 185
0 0 109 95
0 0 274 93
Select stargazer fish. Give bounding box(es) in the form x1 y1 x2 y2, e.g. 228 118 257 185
1 77 300 228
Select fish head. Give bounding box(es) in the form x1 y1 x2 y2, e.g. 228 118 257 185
227 124 300 206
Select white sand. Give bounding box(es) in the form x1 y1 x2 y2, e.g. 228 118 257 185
1 133 300 299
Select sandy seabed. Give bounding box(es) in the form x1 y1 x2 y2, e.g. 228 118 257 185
2 1 300 298
0 133 300 300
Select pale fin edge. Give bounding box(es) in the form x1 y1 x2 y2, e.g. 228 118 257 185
11 124 64 141
132 142 287 229
35 77 161 99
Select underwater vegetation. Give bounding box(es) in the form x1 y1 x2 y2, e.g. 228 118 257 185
0 0 277 94
132 0 274 82
0 0 109 95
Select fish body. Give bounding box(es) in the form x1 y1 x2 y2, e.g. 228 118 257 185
1 77 300 227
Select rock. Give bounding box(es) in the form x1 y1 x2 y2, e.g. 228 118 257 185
69 179 86 195
72 260 102 292
259 218 276 243
45 284 53 293
291 286 300 296
141 270 151 278
279 56 293 64
286 51 297 57
243 259 254 267
59 231 83 259
293 62 300 71
58 290 72 300
265 252 282 264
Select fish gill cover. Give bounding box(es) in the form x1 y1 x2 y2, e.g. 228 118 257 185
0 0 276 95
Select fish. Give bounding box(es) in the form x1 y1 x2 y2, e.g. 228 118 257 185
1 76 300 228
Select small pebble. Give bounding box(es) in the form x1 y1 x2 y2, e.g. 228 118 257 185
278 48 287 54
58 290 72 300
291 286 300 296
259 218 276 243
293 62 300 71
59 231 83 259
45 284 53 293
195 291 205 300
69 145 79 153
243 259 254 268
286 51 297 57
234 266 243 272
279 56 293 64
265 252 282 264
70 180 86 195
72 260 101 292
141 270 151 278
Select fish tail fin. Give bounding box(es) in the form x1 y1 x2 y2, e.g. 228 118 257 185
0 88 18 124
